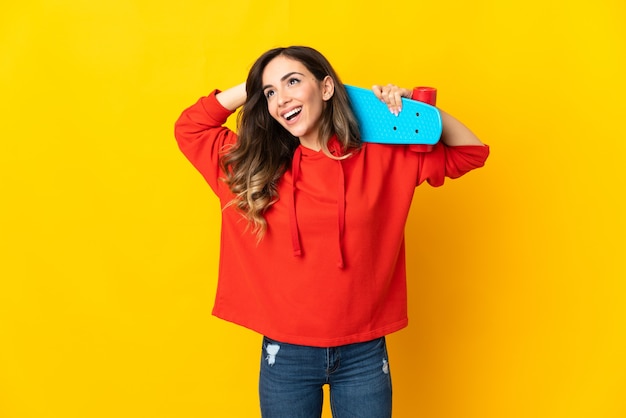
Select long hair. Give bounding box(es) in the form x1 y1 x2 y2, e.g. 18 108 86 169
220 46 361 240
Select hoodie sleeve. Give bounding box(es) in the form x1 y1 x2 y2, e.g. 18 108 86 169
174 90 237 193
411 141 490 187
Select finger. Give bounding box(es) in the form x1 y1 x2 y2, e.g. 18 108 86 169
385 85 402 115
393 90 404 113
381 86 391 103
371 85 383 101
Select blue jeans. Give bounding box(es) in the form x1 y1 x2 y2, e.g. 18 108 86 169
259 336 392 418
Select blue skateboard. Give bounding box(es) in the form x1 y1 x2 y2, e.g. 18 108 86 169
345 85 442 145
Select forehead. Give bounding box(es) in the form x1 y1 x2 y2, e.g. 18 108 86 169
262 56 311 84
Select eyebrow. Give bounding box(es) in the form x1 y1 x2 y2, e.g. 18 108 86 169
262 72 305 91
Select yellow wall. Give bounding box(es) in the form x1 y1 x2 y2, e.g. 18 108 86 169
1 1 624 417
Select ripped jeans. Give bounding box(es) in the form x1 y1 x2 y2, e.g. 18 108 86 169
259 336 392 418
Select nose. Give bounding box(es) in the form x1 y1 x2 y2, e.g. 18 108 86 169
277 89 291 107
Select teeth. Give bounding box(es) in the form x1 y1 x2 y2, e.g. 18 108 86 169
284 107 302 120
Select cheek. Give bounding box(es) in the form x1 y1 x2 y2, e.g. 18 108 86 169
266 100 280 121
312 101 325 120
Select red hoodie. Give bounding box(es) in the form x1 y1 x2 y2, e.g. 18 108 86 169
175 89 489 347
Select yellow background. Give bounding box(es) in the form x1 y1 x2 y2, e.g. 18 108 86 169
1 0 625 417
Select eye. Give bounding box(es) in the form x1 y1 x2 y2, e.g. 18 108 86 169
287 77 300 86
264 89 275 99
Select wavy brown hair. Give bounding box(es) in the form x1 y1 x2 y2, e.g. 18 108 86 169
220 46 361 240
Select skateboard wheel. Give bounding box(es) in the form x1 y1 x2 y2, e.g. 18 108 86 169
414 87 437 106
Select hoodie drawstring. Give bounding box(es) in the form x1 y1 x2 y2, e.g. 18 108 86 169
290 146 303 257
335 159 346 268
289 142 347 269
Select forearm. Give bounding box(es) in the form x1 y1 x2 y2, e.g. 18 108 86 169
439 109 484 146
216 82 247 111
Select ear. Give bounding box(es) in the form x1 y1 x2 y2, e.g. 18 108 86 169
321 76 335 101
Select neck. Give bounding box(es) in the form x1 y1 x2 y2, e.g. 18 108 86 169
298 136 321 151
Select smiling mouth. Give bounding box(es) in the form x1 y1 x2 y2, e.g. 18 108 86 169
283 107 302 121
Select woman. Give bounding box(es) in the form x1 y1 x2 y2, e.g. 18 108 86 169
175 46 489 418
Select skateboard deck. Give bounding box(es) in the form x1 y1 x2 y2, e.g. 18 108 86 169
345 85 442 145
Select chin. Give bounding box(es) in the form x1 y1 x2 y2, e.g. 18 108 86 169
286 127 307 138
